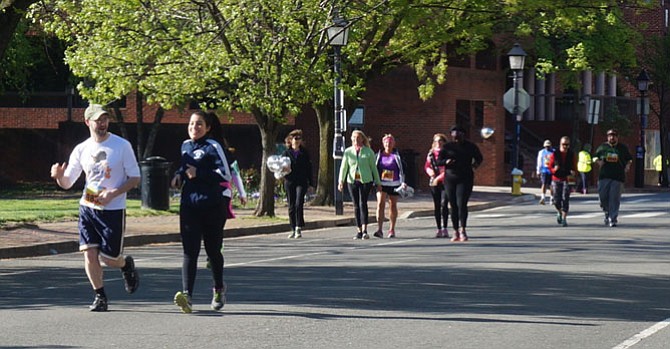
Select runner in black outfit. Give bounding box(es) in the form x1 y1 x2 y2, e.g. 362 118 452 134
436 125 483 242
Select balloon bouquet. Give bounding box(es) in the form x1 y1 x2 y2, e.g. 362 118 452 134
266 155 292 179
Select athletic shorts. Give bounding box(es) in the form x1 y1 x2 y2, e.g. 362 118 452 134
78 206 125 259
380 185 400 196
540 172 553 186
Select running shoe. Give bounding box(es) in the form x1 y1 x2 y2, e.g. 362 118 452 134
373 230 384 239
288 229 296 239
609 219 618 227
387 230 395 238
353 232 363 240
562 219 568 227
89 294 108 312
459 231 469 242
556 213 563 225
121 255 139 294
295 228 302 239
539 197 546 205
435 229 443 238
362 232 370 239
211 285 226 311
174 291 192 314
441 228 450 239
451 231 461 242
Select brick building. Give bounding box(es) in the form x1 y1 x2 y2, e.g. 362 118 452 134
2 4 668 191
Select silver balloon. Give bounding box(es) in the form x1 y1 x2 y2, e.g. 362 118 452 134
480 127 495 139
266 155 282 173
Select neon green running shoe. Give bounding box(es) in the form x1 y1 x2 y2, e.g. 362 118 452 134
174 291 192 314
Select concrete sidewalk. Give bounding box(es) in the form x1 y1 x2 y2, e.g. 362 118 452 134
0 186 540 259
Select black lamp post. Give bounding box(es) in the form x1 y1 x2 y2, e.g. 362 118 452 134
327 15 349 215
507 43 527 170
635 69 650 188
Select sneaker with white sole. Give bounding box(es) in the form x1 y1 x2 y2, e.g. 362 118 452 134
174 291 192 314
211 285 226 311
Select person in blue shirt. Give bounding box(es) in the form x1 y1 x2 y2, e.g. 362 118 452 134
171 110 231 313
536 139 555 205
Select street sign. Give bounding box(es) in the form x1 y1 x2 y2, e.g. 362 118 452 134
503 88 530 114
588 99 600 125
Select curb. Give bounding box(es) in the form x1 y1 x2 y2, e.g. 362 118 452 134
0 195 533 260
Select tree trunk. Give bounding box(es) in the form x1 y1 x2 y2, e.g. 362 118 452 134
310 103 334 206
136 91 145 159
143 107 164 159
252 110 280 217
111 106 130 141
0 0 35 60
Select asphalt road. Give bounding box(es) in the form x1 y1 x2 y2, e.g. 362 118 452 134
1 192 669 349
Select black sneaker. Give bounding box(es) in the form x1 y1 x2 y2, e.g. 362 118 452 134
353 232 363 240
89 294 108 312
373 231 384 239
121 255 139 294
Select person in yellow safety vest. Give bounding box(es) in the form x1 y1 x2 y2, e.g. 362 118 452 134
653 154 668 187
577 144 592 194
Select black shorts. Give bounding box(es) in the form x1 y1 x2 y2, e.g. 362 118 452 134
78 206 125 259
380 185 400 196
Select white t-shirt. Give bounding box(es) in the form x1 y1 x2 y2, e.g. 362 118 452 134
64 133 140 210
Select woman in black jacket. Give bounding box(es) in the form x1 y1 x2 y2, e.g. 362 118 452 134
282 129 314 238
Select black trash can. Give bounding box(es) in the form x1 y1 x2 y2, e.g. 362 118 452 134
140 156 172 210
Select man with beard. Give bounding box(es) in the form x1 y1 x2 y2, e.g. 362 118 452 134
593 129 633 227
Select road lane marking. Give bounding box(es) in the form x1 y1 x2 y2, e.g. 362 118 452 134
612 317 670 349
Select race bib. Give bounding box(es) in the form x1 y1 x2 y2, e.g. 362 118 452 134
381 169 395 181
605 152 619 163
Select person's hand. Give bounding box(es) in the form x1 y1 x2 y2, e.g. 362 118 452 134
96 188 116 206
337 182 344 192
239 196 247 206
185 164 197 179
171 174 182 189
50 162 66 180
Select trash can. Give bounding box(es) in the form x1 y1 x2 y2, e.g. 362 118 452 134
140 156 172 210
511 168 523 196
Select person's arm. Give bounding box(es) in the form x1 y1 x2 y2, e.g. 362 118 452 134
472 143 483 169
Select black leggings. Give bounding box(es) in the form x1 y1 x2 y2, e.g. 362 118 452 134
285 180 307 230
179 198 229 295
444 177 473 231
347 181 373 229
430 184 449 230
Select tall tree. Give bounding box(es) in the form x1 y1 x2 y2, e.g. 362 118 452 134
0 0 36 59
31 0 335 216
641 34 670 187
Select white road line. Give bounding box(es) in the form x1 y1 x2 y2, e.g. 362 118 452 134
620 212 666 218
612 318 670 349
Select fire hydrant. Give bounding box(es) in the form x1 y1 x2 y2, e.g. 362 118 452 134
511 168 523 196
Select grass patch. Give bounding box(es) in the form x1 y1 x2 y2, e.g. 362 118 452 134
0 198 180 227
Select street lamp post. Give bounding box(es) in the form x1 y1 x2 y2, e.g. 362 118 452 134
635 69 650 188
507 43 527 171
327 16 349 215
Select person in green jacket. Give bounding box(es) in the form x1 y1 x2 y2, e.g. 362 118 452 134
577 143 592 194
338 130 382 240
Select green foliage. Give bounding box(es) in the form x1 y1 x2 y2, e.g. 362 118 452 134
600 103 632 137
